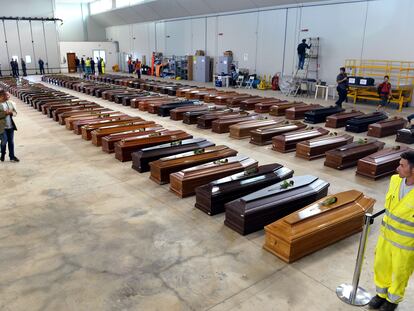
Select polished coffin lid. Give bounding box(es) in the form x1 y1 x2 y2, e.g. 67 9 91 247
272 127 330 152
367 117 407 137
131 138 216 172
346 112 388 127
396 127 414 144
285 104 322 120
194 164 294 215
229 118 283 139
211 114 260 133
325 110 365 128
263 190 375 262
224 175 330 235
157 100 200 117
250 121 307 145
169 104 212 120
225 95 255 106
254 100 287 112
356 146 412 179
101 128 165 152
304 106 345 123
75 116 139 134
64 112 125 129
197 111 245 128
269 101 308 116
296 134 354 160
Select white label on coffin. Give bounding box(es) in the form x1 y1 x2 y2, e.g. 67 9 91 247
360 79 367 85
349 78 355 84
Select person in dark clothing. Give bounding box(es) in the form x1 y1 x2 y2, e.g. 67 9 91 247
297 39 311 70
81 58 85 72
75 56 80 73
9 59 15 77
90 58 95 74
38 58 45 75
0 64 2 77
97 57 102 74
14 60 19 77
335 67 348 108
376 75 392 111
21 58 27 76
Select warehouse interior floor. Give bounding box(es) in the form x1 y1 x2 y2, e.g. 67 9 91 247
0 74 413 311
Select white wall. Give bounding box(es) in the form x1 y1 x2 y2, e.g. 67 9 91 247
59 41 118 72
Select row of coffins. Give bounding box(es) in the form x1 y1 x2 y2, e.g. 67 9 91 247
2 78 380 264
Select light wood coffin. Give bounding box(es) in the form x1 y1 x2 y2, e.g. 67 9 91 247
249 122 307 146
224 175 330 235
272 128 330 153
194 164 294 215
211 114 259 134
285 104 322 120
131 138 215 173
296 134 354 160
114 130 192 162
58 108 113 125
324 139 385 170
367 117 407 138
325 110 364 128
263 190 375 263
169 156 258 198
79 118 146 139
229 118 283 139
356 146 412 179
149 145 238 185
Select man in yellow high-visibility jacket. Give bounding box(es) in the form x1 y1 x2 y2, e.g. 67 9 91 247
369 151 414 311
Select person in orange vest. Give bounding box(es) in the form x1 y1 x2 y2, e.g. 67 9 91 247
376 75 392 111
135 59 142 79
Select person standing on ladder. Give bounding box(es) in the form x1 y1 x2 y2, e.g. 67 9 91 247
297 39 311 70
335 67 348 108
368 151 414 311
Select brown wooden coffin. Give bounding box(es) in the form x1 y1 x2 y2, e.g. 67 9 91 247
324 139 385 170
169 105 211 121
263 190 375 263
254 100 287 113
367 117 407 138
203 92 237 103
138 98 173 111
149 145 238 185
185 88 216 99
296 134 354 160
64 112 124 130
272 127 329 153
211 114 260 134
356 146 412 179
101 128 166 153
50 103 100 119
229 118 283 139
90 121 158 146
225 95 255 107
285 104 322 120
215 94 245 105
249 121 307 146
129 96 161 109
176 87 200 97
238 97 277 111
114 130 192 162
269 101 308 116
58 108 113 125
197 111 244 129
73 116 139 135
169 155 258 198
325 110 365 128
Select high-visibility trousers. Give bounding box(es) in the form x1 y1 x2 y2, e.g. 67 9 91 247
374 235 414 303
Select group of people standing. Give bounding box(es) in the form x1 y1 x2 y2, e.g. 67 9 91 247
127 57 142 79
9 58 45 77
75 56 105 75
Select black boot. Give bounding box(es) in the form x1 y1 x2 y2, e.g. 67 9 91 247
368 295 386 309
379 301 398 311
0 154 4 162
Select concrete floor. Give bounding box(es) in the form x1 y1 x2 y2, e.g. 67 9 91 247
1 74 413 311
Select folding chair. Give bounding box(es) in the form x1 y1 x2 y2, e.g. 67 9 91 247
245 76 255 89
236 76 244 88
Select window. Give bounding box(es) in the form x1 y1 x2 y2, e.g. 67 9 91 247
90 0 112 15
93 50 106 63
25 55 32 64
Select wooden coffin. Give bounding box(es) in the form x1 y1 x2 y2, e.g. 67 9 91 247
101 128 165 153
225 95 255 107
203 92 237 103
58 108 113 125
157 101 198 117
90 121 158 146
211 114 260 134
214 94 244 105
269 101 308 116
183 110 212 124
356 146 412 179
41 100 86 114
149 145 238 185
74 116 139 135
249 122 307 146
304 106 344 124
238 97 277 111
131 138 215 173
49 103 99 119
324 139 385 170
195 164 294 215
325 110 364 128
296 134 354 160
254 100 287 113
346 112 388 133
229 118 283 139
64 112 124 130
224 175 330 235
396 127 414 144
114 130 192 162
170 105 211 121
263 190 375 263
367 117 407 138
148 100 181 114
272 127 330 153
176 87 199 97
197 111 244 129
130 96 162 109
185 89 216 100
120 94 150 106
169 156 258 198
285 104 322 120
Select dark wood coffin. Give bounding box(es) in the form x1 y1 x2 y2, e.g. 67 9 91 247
203 92 237 103
367 117 407 138
225 95 255 107
41 100 86 114
169 156 258 198
130 96 162 109
131 138 215 173
304 106 344 124
183 110 212 124
224 175 330 235
296 134 354 160
149 145 238 185
229 118 283 139
170 105 211 121
120 93 151 106
272 127 330 153
148 100 182 114
176 87 199 97
114 130 192 162
211 114 260 134
214 94 245 105
356 146 412 179
346 112 388 133
51 103 99 120
157 101 198 117
269 101 308 116
325 110 364 128
249 121 307 146
254 100 287 113
285 104 322 120
90 121 158 146
58 108 113 125
263 190 374 262
101 128 165 153
74 116 139 135
324 139 385 170
197 111 244 129
185 89 216 99
395 127 414 144
64 112 124 130
195 164 294 215
238 97 277 111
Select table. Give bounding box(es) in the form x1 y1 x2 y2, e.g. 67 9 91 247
214 75 230 88
315 84 336 101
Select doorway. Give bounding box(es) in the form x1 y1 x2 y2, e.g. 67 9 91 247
66 53 76 73
93 50 106 65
